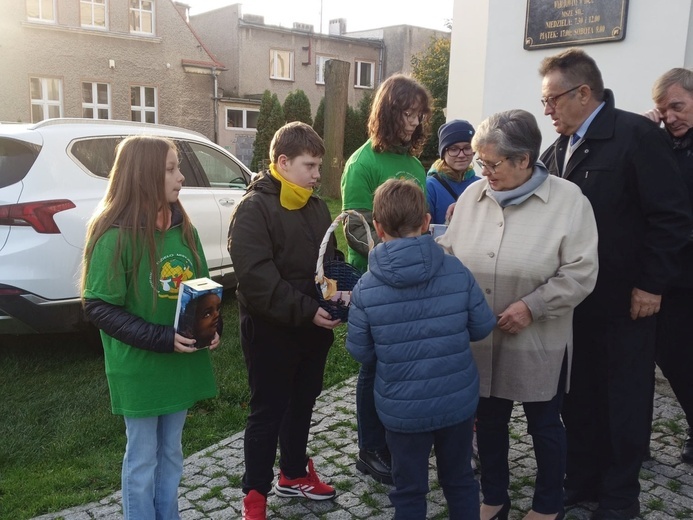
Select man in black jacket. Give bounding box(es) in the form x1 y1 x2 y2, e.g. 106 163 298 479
539 48 692 520
644 68 693 466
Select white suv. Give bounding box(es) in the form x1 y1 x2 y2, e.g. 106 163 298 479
0 119 251 335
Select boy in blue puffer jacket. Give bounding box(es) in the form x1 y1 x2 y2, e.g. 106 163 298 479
346 178 496 520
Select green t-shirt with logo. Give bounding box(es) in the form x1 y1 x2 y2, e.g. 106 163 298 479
83 226 217 418
341 139 426 272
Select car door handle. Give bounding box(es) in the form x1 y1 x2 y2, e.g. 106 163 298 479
218 199 237 206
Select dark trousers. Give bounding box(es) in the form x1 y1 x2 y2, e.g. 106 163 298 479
476 357 567 514
356 362 388 451
386 417 479 520
239 305 333 496
562 311 656 510
656 286 693 428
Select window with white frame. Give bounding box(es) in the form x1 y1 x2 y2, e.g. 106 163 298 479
129 0 154 35
82 82 111 120
130 86 157 123
270 49 294 81
30 77 62 122
226 108 259 130
26 0 55 22
355 60 375 89
81 0 107 29
316 55 334 85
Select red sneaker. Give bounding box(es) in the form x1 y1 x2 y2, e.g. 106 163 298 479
273 458 336 500
242 490 267 520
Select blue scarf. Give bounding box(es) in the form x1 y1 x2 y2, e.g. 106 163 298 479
488 161 549 208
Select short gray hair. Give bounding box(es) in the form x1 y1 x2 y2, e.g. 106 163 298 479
471 109 542 165
652 68 693 104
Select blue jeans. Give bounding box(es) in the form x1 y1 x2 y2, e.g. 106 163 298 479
386 417 479 520
356 362 387 451
122 410 187 520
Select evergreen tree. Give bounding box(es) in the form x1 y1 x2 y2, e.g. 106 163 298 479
314 92 370 160
251 90 273 172
343 105 363 159
283 90 313 125
411 36 451 165
421 108 447 163
356 91 374 145
251 91 285 172
313 97 325 138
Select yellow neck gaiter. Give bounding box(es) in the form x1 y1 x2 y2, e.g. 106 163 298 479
270 163 313 210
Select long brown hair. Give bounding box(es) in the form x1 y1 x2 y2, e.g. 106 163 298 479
81 135 201 303
368 74 432 156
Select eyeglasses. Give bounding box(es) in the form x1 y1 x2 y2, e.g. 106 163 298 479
475 158 506 175
403 110 425 124
447 145 474 157
540 85 582 109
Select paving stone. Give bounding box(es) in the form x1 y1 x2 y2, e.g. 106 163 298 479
29 376 693 519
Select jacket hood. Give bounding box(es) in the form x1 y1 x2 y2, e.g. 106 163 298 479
368 233 444 288
247 171 280 195
170 203 184 228
112 203 184 229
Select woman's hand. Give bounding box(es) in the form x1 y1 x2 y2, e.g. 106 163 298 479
174 333 198 353
208 332 221 350
445 202 456 224
497 300 533 335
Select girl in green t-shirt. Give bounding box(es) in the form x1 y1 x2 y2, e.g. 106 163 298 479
81 136 219 519
340 74 432 487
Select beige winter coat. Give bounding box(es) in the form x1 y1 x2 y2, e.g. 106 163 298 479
437 174 599 402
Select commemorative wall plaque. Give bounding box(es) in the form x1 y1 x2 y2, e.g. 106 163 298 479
524 0 628 50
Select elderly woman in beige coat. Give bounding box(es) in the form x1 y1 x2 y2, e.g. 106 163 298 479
437 109 598 520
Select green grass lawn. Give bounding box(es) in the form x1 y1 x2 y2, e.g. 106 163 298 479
0 198 358 520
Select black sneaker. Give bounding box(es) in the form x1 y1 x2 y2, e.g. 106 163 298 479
356 449 393 485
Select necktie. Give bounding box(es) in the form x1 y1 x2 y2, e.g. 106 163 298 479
571 133 581 145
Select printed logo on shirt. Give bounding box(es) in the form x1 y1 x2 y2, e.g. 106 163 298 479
394 171 425 190
157 253 195 300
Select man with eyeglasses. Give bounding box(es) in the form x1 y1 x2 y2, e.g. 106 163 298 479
426 119 479 224
538 48 691 520
644 68 693 467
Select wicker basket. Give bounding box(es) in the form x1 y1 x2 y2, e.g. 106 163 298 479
315 211 373 321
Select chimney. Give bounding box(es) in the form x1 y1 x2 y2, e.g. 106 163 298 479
293 22 314 33
243 14 265 25
329 18 346 36
173 1 190 23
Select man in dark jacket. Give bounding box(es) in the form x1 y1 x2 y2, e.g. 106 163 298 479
644 68 693 465
539 48 692 520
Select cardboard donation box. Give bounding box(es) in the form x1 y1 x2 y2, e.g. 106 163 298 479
174 277 223 349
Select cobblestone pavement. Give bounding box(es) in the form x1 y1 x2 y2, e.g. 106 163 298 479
34 373 693 520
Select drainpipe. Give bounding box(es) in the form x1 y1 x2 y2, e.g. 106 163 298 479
378 42 384 85
212 67 219 144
